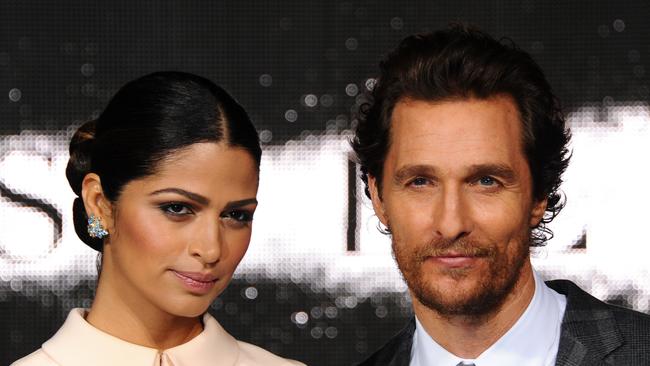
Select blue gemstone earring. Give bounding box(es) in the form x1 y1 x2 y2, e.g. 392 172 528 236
87 214 109 239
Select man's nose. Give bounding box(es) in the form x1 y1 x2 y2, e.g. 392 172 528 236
431 185 471 241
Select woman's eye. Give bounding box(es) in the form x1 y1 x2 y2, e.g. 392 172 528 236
222 210 253 223
161 203 193 216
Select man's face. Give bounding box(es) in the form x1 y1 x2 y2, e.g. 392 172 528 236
369 96 546 317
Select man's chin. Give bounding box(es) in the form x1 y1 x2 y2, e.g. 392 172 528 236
409 276 509 318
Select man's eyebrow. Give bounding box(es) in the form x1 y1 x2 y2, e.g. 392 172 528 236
223 198 258 211
466 164 517 182
149 188 210 205
393 163 517 183
393 164 439 183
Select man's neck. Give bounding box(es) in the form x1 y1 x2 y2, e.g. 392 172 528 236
412 261 536 359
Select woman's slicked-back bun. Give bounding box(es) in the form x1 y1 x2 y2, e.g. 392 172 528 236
66 120 104 251
66 120 97 196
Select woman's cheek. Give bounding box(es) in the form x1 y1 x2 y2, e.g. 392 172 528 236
118 207 179 258
226 230 252 267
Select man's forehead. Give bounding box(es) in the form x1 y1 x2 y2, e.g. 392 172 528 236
391 96 522 141
386 96 528 171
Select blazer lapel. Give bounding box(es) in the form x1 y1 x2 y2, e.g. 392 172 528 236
555 332 610 366
547 280 623 366
386 322 414 366
357 318 415 366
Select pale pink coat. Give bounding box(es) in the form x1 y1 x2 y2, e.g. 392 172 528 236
12 309 305 366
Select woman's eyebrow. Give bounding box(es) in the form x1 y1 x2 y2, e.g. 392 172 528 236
149 188 210 205
223 198 258 211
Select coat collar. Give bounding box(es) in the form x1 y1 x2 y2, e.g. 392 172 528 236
42 309 240 366
546 280 623 366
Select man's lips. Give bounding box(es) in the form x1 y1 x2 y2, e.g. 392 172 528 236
424 252 483 267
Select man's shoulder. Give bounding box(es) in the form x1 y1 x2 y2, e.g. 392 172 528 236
355 319 415 366
547 279 650 363
546 278 650 324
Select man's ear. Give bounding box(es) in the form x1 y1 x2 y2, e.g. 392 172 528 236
530 198 547 227
81 173 114 232
368 175 389 228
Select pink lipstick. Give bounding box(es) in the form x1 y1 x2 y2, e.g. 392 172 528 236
172 270 218 294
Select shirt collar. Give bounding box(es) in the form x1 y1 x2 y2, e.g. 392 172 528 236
410 270 567 366
42 308 240 366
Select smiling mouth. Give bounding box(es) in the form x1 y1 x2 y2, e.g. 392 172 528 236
425 252 482 267
172 270 218 294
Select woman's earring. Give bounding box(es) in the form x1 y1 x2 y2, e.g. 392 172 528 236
87 214 109 239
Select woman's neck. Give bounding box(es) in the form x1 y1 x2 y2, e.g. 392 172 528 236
86 268 203 350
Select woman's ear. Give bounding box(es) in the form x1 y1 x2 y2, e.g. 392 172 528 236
81 173 114 233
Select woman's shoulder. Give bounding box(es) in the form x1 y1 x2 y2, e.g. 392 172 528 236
235 340 306 366
11 349 57 366
10 309 84 366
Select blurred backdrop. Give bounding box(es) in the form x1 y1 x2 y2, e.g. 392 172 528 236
2 1 650 364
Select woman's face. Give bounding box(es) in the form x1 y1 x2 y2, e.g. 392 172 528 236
102 142 259 318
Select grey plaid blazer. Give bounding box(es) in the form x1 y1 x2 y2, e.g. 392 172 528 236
356 280 650 366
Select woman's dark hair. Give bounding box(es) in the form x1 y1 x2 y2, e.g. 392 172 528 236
66 71 261 251
351 25 571 246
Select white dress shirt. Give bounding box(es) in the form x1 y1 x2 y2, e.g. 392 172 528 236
410 270 567 366
12 308 304 366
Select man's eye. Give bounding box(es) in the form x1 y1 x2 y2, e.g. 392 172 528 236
410 177 429 186
161 203 193 216
478 176 497 186
223 210 254 223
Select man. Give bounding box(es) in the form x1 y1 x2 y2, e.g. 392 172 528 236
351 25 650 366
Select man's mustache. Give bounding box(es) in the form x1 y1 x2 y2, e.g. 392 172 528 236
414 238 495 261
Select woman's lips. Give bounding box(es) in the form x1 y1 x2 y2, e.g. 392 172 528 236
172 270 218 294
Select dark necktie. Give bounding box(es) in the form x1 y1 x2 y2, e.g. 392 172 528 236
456 362 476 366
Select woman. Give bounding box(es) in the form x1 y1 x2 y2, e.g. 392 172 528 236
13 72 304 366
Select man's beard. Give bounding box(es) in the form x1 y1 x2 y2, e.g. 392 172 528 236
392 231 530 319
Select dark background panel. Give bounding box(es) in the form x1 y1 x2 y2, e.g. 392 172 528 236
2 1 649 365
1 1 648 138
